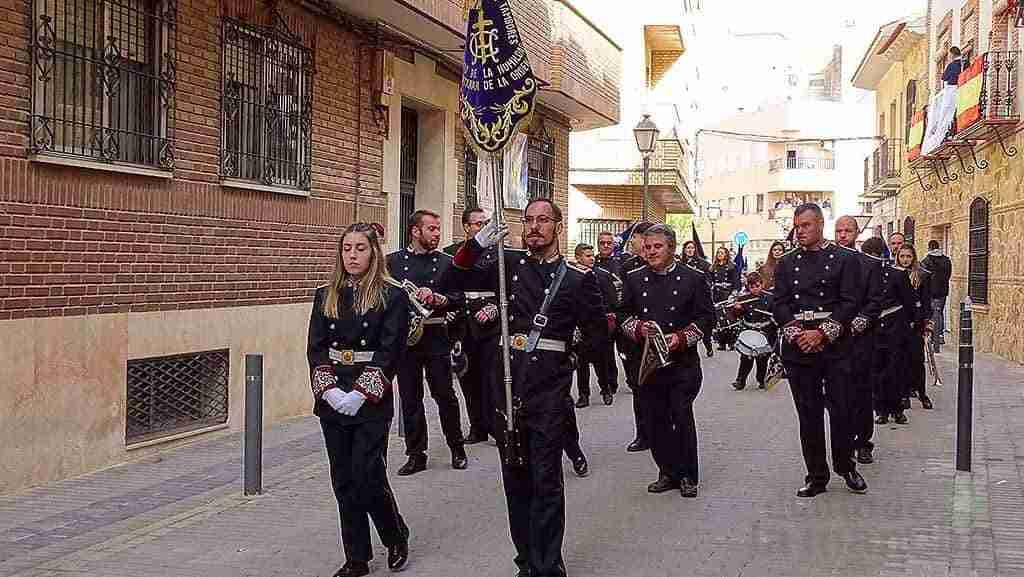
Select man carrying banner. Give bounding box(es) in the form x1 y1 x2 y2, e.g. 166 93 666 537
455 2 608 575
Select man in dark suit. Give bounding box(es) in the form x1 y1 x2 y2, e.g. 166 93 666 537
921 240 952 353
942 46 963 86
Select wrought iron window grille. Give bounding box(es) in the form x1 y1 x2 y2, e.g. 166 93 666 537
527 120 555 200
30 0 177 169
968 197 990 305
464 146 504 211
220 11 313 191
126 349 229 444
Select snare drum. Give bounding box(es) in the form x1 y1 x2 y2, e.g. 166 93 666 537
736 329 773 358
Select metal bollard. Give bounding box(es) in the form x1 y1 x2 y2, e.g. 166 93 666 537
956 297 974 472
244 354 264 495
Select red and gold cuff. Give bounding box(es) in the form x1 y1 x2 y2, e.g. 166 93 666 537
352 367 387 403
311 365 337 399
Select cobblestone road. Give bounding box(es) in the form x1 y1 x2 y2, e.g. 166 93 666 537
1 347 1022 577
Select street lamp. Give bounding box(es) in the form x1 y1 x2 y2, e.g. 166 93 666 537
706 202 721 258
634 114 660 221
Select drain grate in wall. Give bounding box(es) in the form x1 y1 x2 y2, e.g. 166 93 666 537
126 349 229 444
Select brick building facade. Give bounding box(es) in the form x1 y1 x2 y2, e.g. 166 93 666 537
0 0 620 492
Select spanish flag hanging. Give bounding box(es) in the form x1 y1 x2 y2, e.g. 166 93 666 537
956 56 985 133
459 0 538 156
907 108 927 162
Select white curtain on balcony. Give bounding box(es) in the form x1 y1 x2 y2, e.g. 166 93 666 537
921 86 957 157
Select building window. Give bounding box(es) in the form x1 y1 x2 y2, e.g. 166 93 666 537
968 197 990 304
903 216 915 247
905 80 917 145
464 147 503 211
756 194 764 213
220 13 313 190
30 0 177 168
527 122 555 200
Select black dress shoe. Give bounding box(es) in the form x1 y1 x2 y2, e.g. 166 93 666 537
856 447 875 464
571 454 589 477
451 446 468 470
647 474 679 493
758 381 766 390
626 439 649 452
731 380 746 391
841 470 868 494
874 413 888 424
397 454 427 476
679 478 698 498
796 483 828 498
387 539 409 572
893 412 909 425
602 393 614 406
920 394 934 410
706 346 714 358
464 431 488 445
333 561 370 577
575 396 589 408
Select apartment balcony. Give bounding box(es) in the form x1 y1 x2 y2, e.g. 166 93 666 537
862 139 901 199
570 138 696 213
333 0 621 130
763 155 836 193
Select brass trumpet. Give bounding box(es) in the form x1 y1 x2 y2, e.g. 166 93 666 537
400 280 433 346
638 321 672 386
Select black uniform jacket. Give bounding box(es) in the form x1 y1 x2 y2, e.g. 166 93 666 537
578 266 618 351
443 240 500 341
736 290 777 343
307 284 410 424
617 262 715 383
711 262 740 301
771 241 861 365
613 254 647 357
387 248 463 355
843 247 884 334
874 264 920 343
921 253 952 298
912 269 934 328
447 239 608 414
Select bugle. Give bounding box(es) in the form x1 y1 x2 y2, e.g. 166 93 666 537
638 321 672 386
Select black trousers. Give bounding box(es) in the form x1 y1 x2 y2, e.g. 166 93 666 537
398 348 464 455
461 336 497 438
321 418 408 564
574 341 616 398
849 333 875 451
619 338 647 443
494 406 568 577
641 366 702 483
873 330 909 416
784 357 856 485
562 394 583 459
736 354 769 385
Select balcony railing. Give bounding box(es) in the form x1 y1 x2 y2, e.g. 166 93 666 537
872 139 901 184
978 51 1020 123
769 156 835 172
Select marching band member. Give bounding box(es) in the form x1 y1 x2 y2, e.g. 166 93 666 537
307 222 410 577
594 231 623 399
711 246 741 350
730 271 776 391
862 238 918 425
443 207 500 443
617 222 655 453
618 225 714 498
682 240 715 358
771 204 867 497
834 216 883 464
572 242 619 407
387 210 467 475
898 244 935 411
449 198 607 577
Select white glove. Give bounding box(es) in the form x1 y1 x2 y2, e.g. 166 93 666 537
337 390 367 416
323 388 347 412
474 220 509 249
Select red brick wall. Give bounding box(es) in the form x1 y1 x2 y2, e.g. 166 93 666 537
0 0 384 320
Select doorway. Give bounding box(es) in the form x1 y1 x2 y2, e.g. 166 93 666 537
399 106 419 246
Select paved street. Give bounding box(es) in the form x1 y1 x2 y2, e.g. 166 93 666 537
1 346 1023 577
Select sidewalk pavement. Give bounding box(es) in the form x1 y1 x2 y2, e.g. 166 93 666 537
0 347 1022 577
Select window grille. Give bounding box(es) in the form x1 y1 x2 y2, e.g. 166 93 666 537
220 12 313 190
577 218 630 250
527 122 555 200
464 146 504 211
968 197 989 304
126 349 229 444
30 0 176 168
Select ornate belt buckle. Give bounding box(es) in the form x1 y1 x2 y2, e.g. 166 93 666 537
510 334 528 351
340 350 355 365
799 311 814 322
